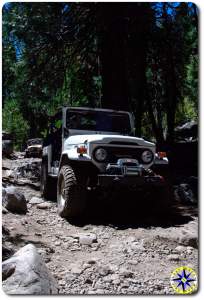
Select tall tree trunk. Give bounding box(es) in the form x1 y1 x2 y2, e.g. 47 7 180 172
98 4 129 110
164 44 178 145
98 3 151 117
127 3 152 136
146 93 165 146
162 4 178 145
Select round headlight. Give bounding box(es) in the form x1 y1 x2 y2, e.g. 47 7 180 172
94 148 107 162
141 150 153 163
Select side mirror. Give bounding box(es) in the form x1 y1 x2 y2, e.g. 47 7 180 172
63 127 69 138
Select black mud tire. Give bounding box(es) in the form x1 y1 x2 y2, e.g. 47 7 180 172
57 165 86 218
40 160 56 200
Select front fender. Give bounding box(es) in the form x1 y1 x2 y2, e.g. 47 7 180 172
59 150 92 169
59 152 99 181
61 149 92 161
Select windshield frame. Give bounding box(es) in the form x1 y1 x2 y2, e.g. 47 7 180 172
65 108 134 135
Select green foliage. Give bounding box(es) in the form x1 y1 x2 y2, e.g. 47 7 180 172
2 2 198 147
185 54 198 109
176 97 198 125
146 2 198 143
2 99 30 149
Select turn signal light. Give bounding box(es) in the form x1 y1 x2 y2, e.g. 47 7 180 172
77 145 87 155
157 151 167 159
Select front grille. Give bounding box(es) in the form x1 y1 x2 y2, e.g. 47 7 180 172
100 146 151 164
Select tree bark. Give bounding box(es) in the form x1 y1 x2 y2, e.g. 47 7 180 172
98 3 129 110
98 3 151 119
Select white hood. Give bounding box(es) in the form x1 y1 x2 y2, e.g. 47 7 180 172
65 134 155 148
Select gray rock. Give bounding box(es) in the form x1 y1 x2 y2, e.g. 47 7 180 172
2 224 10 237
2 133 13 157
65 273 77 281
106 274 120 284
2 262 16 281
179 234 198 248
92 244 100 251
35 232 42 237
13 159 41 181
187 246 194 251
128 260 139 266
83 263 92 269
87 290 97 295
119 268 134 278
79 233 97 245
167 254 180 261
2 187 7 201
2 245 14 261
2 206 8 214
174 245 186 253
59 280 66 286
87 259 97 265
3 186 27 214
103 275 113 283
37 202 52 209
95 289 106 294
113 279 121 285
2 244 59 294
98 265 112 276
54 241 61 246
177 184 197 204
4 170 13 178
30 197 44 205
71 266 83 275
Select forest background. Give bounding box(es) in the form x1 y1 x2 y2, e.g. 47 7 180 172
2 2 198 149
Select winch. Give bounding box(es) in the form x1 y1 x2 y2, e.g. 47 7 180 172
106 158 143 176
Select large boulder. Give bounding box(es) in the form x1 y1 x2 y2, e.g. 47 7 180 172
15 160 42 181
2 244 59 295
174 121 197 141
2 186 27 214
2 131 13 157
2 225 14 261
175 183 197 205
2 187 7 202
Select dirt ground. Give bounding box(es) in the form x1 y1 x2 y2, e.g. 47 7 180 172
2 155 198 295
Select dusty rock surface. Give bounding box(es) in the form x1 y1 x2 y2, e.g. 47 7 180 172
2 154 198 295
2 244 59 294
3 186 27 214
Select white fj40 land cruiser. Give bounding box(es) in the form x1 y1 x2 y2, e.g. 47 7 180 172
40 107 168 218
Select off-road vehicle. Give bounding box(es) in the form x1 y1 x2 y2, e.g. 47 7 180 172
25 138 43 158
40 107 169 218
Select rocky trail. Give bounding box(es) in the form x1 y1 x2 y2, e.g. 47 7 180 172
2 154 198 295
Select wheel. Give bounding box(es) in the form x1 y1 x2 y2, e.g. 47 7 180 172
40 160 56 200
57 165 87 218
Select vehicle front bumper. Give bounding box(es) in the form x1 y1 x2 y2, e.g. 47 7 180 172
97 174 165 188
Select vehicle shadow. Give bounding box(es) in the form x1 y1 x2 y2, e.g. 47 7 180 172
68 189 198 230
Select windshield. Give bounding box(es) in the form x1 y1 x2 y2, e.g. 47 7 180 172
66 110 132 134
